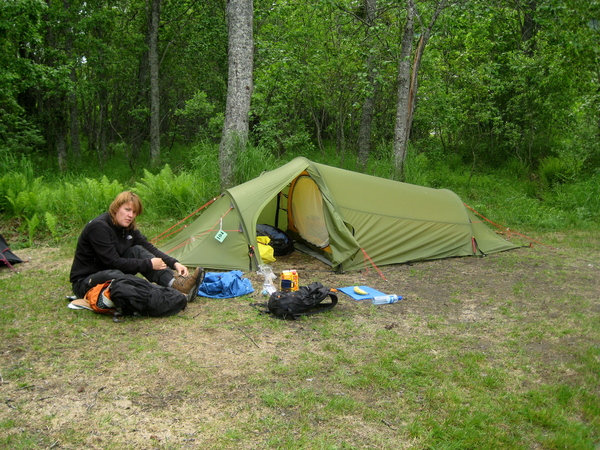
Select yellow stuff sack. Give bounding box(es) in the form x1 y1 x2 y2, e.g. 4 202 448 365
257 236 276 263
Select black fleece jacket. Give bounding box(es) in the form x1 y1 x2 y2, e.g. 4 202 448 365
69 212 178 284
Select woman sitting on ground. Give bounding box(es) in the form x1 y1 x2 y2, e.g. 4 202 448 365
69 191 202 302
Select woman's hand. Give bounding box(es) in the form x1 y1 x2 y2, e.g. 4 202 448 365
151 257 167 270
174 262 189 277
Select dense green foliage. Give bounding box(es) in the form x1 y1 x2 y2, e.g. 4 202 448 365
1 0 599 244
1 143 599 249
1 0 598 167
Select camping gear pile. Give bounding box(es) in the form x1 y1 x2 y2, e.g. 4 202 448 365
257 264 277 296
266 282 338 320
197 270 254 298
280 269 299 292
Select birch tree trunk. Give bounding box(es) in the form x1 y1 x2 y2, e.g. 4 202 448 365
393 0 415 180
149 0 161 166
219 0 254 189
357 0 378 170
393 0 449 180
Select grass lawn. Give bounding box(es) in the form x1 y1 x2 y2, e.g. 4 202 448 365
0 231 599 449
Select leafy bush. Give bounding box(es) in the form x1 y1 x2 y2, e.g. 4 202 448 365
0 154 35 213
0 170 124 240
173 90 219 143
44 212 59 241
234 145 279 185
45 177 125 227
1 176 37 217
539 156 582 187
252 118 315 156
0 114 45 156
1 144 598 248
547 173 600 227
188 141 221 192
392 150 431 187
502 157 531 181
134 165 209 220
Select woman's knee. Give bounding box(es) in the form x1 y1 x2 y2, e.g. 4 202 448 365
124 245 153 259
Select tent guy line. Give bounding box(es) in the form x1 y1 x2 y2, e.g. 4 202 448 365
151 195 223 245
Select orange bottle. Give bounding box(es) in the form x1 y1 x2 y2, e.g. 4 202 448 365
280 269 299 291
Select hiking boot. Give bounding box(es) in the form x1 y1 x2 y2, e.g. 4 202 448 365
172 267 204 302
188 268 204 302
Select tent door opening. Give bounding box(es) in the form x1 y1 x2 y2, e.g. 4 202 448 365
288 175 330 249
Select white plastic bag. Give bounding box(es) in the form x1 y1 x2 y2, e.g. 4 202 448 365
257 264 277 296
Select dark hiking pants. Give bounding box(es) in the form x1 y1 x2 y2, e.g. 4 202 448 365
72 245 174 298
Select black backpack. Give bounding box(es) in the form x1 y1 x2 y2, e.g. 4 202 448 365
266 282 338 320
256 224 295 256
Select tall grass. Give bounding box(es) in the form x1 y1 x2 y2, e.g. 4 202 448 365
234 144 280 184
1 143 598 248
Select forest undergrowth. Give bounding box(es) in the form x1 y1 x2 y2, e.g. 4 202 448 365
0 143 599 250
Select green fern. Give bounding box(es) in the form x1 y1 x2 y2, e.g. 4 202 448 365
135 165 207 220
45 212 59 240
25 213 41 246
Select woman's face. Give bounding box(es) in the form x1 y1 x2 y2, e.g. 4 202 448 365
115 202 137 228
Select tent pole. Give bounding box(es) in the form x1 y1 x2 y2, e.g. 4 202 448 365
275 192 281 228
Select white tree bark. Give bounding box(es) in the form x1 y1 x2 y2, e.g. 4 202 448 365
219 0 254 189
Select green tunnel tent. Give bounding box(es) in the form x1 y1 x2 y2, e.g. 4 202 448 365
158 157 519 272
